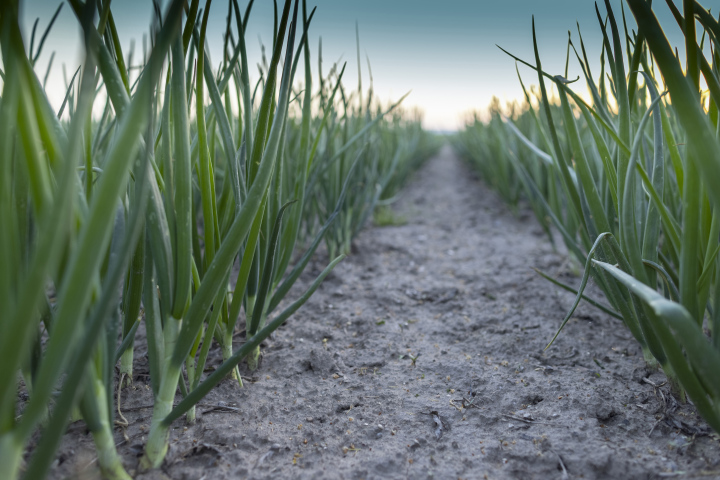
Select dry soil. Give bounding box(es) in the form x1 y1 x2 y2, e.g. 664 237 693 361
49 145 720 480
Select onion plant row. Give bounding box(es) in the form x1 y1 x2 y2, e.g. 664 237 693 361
0 1 431 479
457 0 720 434
304 104 439 258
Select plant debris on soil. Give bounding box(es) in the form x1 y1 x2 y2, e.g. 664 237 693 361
48 146 720 479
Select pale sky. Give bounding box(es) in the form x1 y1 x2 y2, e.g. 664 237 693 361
19 0 707 131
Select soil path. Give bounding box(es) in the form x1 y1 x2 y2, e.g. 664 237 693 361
55 146 720 480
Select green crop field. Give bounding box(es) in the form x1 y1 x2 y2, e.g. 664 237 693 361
2 0 720 478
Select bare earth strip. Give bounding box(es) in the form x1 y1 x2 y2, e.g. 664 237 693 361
51 145 720 479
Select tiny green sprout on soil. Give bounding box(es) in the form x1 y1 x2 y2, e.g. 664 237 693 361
409 352 421 367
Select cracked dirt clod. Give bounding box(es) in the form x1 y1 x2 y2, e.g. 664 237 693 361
48 146 720 480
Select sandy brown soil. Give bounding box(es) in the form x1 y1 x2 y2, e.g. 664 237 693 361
48 145 720 479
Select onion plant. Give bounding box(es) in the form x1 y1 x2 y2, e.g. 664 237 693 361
302 55 438 258
136 0 344 467
458 0 720 433
0 1 182 478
